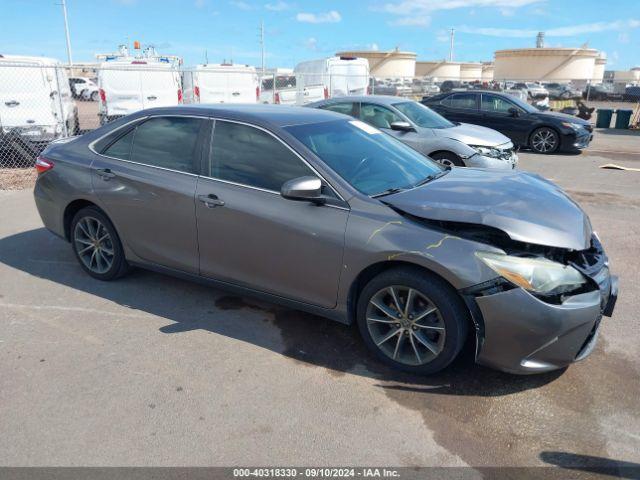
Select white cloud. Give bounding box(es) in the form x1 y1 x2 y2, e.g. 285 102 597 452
389 16 430 27
456 19 640 38
265 1 290 11
296 10 341 24
229 1 253 10
305 37 318 51
194 0 206 7
370 43 379 51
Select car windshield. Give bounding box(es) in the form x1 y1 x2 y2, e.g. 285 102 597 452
393 101 454 129
285 119 443 197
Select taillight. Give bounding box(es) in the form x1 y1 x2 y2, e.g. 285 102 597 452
256 86 260 101
35 156 54 174
194 85 200 101
99 88 106 104
324 86 329 99
177 89 183 103
275 92 280 104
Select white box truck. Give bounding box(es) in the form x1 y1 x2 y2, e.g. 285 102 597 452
182 64 259 104
293 56 370 105
96 47 182 125
0 55 78 162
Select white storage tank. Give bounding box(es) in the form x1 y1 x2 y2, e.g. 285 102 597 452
481 62 494 82
592 54 607 84
415 61 461 81
336 49 416 78
459 62 483 82
494 47 599 81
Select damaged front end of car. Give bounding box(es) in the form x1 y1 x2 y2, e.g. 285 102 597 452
394 212 618 374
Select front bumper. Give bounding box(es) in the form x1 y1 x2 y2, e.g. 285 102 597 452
561 128 593 151
467 273 618 375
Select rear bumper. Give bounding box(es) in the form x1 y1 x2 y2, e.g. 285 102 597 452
468 275 617 374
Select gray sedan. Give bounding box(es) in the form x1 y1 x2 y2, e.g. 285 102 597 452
308 96 518 169
33 105 616 375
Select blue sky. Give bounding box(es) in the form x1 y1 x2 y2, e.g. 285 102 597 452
2 0 639 69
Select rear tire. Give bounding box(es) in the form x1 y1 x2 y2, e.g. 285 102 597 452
71 207 130 281
356 267 469 375
430 151 465 167
90 91 99 102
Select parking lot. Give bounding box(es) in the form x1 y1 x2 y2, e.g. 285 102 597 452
1 130 639 472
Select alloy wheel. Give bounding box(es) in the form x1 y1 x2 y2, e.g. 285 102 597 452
365 285 446 366
73 216 115 274
531 128 558 153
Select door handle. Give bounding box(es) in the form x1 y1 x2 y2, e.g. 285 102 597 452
198 193 225 208
96 168 116 180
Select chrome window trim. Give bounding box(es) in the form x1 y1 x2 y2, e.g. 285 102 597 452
205 117 348 207
88 114 210 177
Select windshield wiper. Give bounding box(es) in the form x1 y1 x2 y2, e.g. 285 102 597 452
413 168 450 188
371 187 406 198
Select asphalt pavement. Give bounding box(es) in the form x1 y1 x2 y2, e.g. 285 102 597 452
0 130 639 471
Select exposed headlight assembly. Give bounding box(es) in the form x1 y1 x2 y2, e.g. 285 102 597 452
471 145 502 158
476 252 587 295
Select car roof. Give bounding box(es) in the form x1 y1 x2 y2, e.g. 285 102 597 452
131 104 347 128
310 95 414 107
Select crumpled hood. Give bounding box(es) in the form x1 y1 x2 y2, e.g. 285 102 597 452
384 167 592 251
434 122 512 147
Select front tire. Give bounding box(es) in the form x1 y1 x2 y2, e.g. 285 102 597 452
430 151 465 167
530 127 560 154
356 267 469 375
71 207 130 281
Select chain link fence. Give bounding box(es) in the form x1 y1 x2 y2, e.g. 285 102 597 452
1 61 639 171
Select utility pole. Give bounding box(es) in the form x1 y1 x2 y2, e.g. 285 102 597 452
259 21 266 75
61 0 73 66
449 28 455 62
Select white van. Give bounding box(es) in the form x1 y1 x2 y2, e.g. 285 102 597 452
0 55 78 147
183 64 259 104
294 56 370 105
97 58 182 125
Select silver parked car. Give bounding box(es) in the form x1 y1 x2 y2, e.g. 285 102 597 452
308 96 518 169
33 105 617 375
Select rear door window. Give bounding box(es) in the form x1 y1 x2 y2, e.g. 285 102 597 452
102 129 135 160
448 93 478 110
209 120 314 192
130 116 204 173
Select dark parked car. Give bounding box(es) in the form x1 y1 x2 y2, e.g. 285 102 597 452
623 86 640 102
439 80 464 93
583 84 621 101
423 90 594 154
34 105 617 375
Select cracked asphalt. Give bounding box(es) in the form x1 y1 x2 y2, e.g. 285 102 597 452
0 129 639 472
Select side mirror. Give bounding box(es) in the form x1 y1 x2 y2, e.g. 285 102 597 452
281 176 325 204
508 107 520 117
390 121 415 132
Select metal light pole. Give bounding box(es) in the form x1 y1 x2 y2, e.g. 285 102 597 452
449 28 455 62
61 0 73 66
260 21 266 76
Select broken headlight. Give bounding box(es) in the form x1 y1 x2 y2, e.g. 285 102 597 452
476 252 587 295
470 145 503 158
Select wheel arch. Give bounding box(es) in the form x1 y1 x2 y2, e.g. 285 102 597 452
346 260 472 326
62 199 103 241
